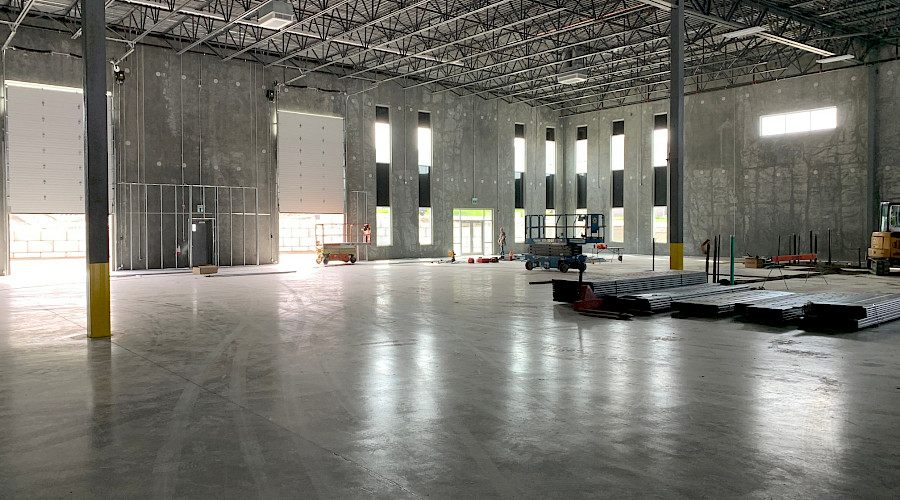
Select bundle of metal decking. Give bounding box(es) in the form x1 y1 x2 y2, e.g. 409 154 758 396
741 293 830 324
614 283 751 313
551 271 706 303
802 292 900 331
672 290 793 317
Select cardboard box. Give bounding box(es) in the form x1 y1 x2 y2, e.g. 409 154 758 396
743 257 766 269
192 265 219 275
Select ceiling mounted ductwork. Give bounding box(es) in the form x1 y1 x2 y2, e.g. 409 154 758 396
557 48 587 85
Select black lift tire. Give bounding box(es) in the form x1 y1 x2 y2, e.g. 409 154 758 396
525 261 534 270
870 258 889 276
558 261 569 273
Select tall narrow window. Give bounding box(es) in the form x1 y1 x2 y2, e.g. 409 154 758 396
611 120 625 243
418 111 432 245
652 114 667 244
514 123 525 212
576 126 587 210
515 209 525 244
375 105 391 246
545 128 555 210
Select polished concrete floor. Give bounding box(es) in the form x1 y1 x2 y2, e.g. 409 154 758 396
2 256 900 498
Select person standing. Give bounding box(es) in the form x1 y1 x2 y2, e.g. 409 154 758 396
498 227 507 258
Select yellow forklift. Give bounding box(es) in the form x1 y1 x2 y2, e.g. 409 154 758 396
867 202 900 275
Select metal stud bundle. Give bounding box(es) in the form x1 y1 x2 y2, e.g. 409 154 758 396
672 290 793 317
614 283 751 313
802 292 900 331
551 271 706 303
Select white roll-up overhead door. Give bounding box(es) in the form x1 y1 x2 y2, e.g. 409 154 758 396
277 111 345 214
6 84 87 214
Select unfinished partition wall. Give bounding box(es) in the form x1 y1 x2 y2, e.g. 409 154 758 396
117 183 261 269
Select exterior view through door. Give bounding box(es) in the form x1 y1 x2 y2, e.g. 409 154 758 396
276 110 345 254
5 81 114 267
453 209 492 256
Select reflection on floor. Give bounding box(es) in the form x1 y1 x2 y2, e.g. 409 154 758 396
1 255 899 497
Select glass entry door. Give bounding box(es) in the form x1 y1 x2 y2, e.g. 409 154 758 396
459 221 483 254
453 209 493 256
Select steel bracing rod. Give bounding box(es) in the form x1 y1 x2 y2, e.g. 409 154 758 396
545 59 780 111
516 43 770 106
420 1 784 97
372 16 610 86
726 0 873 40
635 0 834 56
529 35 801 107
552 42 809 112
816 0 897 19
333 0 569 71
407 3 651 90
454 17 702 99
223 0 357 61
283 0 508 83
128 0 197 45
550 62 783 113
339 5 567 80
547 31 852 112
265 0 433 68
2 0 36 51
176 2 267 54
396 4 653 90
430 17 669 95
285 0 515 83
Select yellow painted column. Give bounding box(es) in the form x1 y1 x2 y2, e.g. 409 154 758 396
669 243 684 270
87 262 111 338
82 1 111 339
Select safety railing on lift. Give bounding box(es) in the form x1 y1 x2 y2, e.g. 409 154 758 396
525 213 606 244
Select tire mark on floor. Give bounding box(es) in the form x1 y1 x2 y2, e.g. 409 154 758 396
229 337 273 498
449 417 519 498
151 324 243 498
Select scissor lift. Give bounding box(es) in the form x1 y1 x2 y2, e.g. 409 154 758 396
315 223 369 265
523 213 606 272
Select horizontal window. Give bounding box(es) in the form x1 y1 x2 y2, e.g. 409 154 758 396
760 107 837 137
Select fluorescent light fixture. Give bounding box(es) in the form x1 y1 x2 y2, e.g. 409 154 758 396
816 54 854 64
180 8 226 21
721 26 767 39
557 71 587 85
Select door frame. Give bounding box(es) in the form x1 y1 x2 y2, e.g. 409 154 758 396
189 217 217 267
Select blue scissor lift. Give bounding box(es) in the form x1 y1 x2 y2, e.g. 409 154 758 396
523 213 606 272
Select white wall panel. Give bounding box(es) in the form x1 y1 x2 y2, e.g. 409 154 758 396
277 111 344 214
